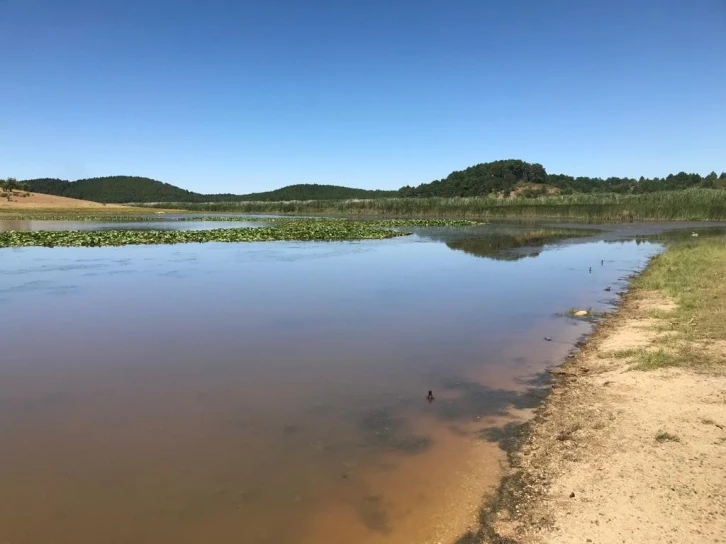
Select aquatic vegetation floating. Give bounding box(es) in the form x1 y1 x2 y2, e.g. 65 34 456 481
352 218 482 227
0 213 166 222
0 222 413 248
0 212 484 227
172 217 482 226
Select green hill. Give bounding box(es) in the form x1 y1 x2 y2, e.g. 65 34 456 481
23 177 395 204
22 161 726 204
237 184 397 201
399 159 726 197
24 176 201 203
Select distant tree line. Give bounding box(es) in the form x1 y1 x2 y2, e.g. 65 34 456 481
18 161 726 204
22 176 203 203
1 177 30 192
21 177 397 203
399 159 726 197
236 184 398 201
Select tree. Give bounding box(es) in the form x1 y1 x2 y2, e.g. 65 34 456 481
2 177 19 191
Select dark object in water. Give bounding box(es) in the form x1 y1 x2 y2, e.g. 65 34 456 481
604 286 611 292
426 390 435 402
601 259 604 266
589 267 592 273
544 337 552 342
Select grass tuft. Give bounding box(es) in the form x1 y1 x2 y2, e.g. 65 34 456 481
655 431 680 443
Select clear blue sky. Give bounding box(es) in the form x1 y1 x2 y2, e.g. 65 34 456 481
1 0 724 193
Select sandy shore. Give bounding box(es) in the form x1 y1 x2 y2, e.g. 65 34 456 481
477 283 726 543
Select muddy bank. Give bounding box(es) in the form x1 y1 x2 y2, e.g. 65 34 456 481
462 285 726 543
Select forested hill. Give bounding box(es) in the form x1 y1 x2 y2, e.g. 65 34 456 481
400 159 726 197
24 176 202 203
23 161 726 204
236 184 397 201
23 177 396 203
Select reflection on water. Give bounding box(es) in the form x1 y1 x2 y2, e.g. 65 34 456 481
0 224 664 544
441 227 598 261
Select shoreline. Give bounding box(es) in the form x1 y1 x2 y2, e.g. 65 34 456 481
460 238 726 543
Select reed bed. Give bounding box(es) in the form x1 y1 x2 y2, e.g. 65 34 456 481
139 189 726 222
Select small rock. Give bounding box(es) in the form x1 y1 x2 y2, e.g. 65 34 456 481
570 492 576 498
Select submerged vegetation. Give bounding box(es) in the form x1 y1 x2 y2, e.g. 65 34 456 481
141 189 726 222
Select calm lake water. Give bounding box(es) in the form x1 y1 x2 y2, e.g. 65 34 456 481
0 221 665 544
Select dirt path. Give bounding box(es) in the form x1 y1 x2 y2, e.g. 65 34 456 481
486 291 726 544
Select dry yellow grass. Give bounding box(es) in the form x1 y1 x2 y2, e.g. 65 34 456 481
0 191 127 209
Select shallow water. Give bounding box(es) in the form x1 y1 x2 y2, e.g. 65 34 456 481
0 223 663 544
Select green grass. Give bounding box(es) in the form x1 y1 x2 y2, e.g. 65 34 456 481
634 237 726 342
138 188 726 222
631 349 680 370
604 236 726 371
0 220 412 248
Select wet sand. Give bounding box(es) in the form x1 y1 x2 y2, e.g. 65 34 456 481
479 266 726 543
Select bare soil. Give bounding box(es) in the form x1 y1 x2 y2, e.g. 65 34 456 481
486 291 726 543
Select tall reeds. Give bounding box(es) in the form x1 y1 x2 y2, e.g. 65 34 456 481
140 189 726 222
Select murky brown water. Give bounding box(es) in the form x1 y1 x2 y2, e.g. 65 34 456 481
0 222 664 543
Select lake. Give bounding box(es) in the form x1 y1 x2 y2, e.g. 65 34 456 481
0 220 666 544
